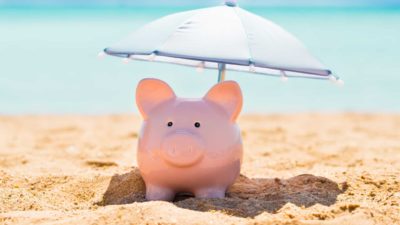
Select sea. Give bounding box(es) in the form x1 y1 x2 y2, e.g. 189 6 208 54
0 6 399 114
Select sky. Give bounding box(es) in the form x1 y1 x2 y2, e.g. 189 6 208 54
1 0 400 7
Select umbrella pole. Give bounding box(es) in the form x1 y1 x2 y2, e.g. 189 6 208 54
218 63 226 83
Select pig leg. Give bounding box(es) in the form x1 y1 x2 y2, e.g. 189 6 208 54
145 185 175 201
194 187 226 199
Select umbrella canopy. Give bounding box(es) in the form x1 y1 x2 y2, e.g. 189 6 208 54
104 0 340 82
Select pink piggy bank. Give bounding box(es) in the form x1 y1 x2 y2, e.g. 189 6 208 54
136 78 243 201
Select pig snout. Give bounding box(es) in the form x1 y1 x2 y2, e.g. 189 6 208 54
160 131 205 167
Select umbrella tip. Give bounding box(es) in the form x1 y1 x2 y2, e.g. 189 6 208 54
122 58 130 64
329 75 344 87
225 0 237 7
336 79 345 87
97 51 106 59
280 71 289 82
196 61 205 73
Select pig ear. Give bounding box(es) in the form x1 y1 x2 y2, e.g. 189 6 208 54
203 81 243 121
136 78 176 119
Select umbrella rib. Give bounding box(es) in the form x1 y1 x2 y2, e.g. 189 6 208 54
233 7 254 66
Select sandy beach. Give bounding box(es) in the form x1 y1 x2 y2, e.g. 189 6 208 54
0 113 399 224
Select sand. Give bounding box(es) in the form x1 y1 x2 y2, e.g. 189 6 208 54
0 113 399 224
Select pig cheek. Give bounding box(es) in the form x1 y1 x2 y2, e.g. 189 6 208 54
139 124 164 160
206 126 241 159
208 144 235 159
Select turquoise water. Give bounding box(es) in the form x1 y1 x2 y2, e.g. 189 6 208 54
0 7 399 114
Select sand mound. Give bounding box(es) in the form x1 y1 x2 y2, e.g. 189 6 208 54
98 168 146 205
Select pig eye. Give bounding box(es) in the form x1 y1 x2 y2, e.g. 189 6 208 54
167 121 173 127
194 122 201 128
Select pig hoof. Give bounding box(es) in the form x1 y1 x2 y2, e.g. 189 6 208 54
145 185 175 201
194 187 226 199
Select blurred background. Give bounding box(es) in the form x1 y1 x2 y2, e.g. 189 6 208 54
0 0 399 114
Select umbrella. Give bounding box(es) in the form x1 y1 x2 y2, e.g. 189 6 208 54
102 0 342 84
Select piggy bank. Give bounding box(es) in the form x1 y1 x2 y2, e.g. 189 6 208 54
136 78 243 201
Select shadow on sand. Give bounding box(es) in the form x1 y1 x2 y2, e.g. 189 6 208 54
97 167 346 218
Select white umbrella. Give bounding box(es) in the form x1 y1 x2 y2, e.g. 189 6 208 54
103 0 341 83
